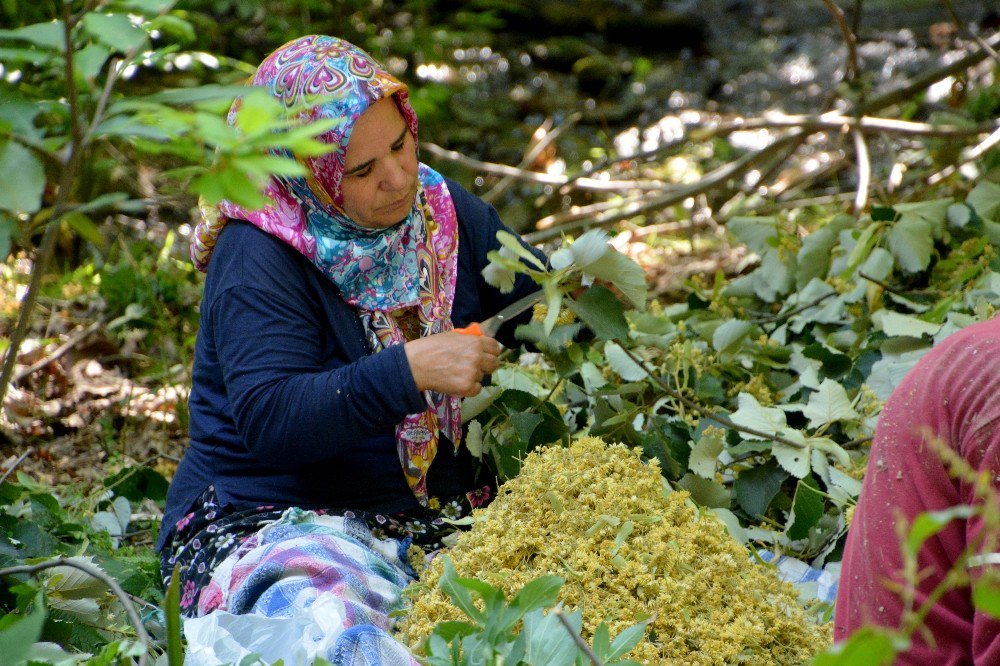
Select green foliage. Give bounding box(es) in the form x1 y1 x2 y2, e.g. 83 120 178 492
477 185 1000 564
422 556 645 666
0 470 168 663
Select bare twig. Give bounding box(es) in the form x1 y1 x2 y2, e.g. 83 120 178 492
0 447 34 486
422 143 663 192
12 319 106 384
616 345 810 450
0 557 150 666
941 0 1000 66
554 611 604 666
852 30 1000 115
859 271 907 295
749 291 838 325
928 125 1000 184
821 0 860 82
852 129 871 214
482 113 581 204
525 133 804 243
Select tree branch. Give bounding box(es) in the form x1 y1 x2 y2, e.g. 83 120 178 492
554 611 604 666
0 557 151 666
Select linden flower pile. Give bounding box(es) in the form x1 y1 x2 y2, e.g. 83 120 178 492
398 437 831 664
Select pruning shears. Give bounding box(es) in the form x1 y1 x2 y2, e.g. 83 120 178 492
455 291 544 338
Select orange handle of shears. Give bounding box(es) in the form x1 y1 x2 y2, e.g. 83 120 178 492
455 322 483 336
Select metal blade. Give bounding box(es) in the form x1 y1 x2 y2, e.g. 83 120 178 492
478 291 544 337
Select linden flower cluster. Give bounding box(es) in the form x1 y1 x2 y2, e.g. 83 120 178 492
531 302 577 326
398 437 831 664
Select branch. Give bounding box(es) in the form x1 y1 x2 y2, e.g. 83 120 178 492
554 611 604 666
616 345 810 450
12 319 105 384
0 557 150 666
928 125 1000 184
852 129 871 214
482 113 581 204
820 0 860 82
421 142 663 192
525 132 804 243
852 30 1000 115
941 0 1000 66
0 447 34 486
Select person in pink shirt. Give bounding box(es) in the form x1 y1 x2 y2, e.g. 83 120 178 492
835 316 1000 664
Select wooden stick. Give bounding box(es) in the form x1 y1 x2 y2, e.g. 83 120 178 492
0 557 150 666
12 319 105 384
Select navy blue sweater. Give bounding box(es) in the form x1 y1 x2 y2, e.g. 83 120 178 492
158 180 543 552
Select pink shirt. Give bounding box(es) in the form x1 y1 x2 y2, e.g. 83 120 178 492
835 317 1000 664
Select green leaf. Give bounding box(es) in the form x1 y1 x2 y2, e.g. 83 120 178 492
905 505 976 557
734 460 788 519
75 43 111 81
45 557 108 601
591 623 611 659
497 230 546 270
569 229 610 266
772 433 811 479
972 576 1000 620
429 620 478 643
509 575 563 614
604 342 648 381
801 379 860 429
606 619 649 660
522 608 581 666
543 281 562 336
0 592 46 665
967 181 1000 220
104 465 169 502
727 216 779 253
796 214 854 287
165 564 183 666
886 216 933 273
439 557 486 624
729 393 787 440
461 386 501 423
144 84 249 105
688 428 724 479
0 21 65 49
811 627 899 665
581 249 647 308
712 319 755 356
510 412 543 443
81 13 148 53
482 256 517 293
677 473 730 508
872 310 942 338
465 420 484 459
787 476 824 540
568 285 629 340
0 141 45 213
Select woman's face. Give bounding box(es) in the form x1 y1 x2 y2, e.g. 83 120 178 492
340 97 419 229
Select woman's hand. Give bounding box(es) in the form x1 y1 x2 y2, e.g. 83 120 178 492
404 331 501 397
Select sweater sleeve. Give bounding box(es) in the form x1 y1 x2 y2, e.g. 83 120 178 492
210 284 426 469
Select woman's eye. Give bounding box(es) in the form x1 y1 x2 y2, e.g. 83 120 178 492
391 138 406 152
353 166 373 178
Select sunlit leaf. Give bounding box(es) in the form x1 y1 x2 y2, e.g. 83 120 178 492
800 379 859 428
905 505 976 557
0 141 44 213
569 229 610 266
729 393 787 440
811 627 899 665
688 427 724 479
787 475 824 540
81 13 148 53
967 181 1000 221
604 341 648 381
772 432 811 479
0 21 65 50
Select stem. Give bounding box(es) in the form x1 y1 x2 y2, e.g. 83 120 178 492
0 447 34 486
617 346 809 450
0 557 150 666
820 0 860 82
852 129 871 214
554 611 604 666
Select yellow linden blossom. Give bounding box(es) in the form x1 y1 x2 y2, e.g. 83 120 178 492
532 303 577 325
397 437 831 664
728 374 775 405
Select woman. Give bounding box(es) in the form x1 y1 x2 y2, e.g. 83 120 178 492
835 316 1000 664
158 35 544 663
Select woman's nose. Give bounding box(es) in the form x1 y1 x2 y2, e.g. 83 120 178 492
382 156 409 190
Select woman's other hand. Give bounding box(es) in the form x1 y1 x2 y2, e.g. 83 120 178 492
404 332 501 397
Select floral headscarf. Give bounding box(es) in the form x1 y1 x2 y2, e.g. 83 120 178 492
190 35 462 506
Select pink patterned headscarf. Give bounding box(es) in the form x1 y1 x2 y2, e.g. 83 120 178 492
190 35 462 506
